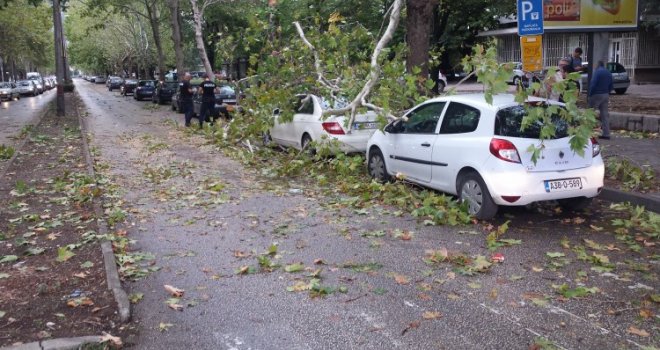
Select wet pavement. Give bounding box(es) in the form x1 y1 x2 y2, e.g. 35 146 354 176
0 90 55 147
67 78 658 349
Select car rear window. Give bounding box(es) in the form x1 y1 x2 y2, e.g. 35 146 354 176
494 105 569 139
139 81 155 87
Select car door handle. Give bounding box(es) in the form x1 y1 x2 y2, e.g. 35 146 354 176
421 142 431 147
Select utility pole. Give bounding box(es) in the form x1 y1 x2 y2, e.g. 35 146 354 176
53 0 65 116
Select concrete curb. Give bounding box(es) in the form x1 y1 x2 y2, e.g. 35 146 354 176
600 187 660 213
1 335 104 350
74 92 131 323
0 335 102 350
610 112 660 133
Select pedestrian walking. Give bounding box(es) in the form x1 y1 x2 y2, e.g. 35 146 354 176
198 74 218 126
180 72 194 127
588 61 613 139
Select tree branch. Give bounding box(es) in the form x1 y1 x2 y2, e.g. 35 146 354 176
293 21 341 92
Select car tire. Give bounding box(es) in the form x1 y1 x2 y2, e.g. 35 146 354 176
262 131 272 146
614 88 627 95
558 197 593 212
301 134 315 155
458 172 498 220
367 148 391 183
437 81 446 94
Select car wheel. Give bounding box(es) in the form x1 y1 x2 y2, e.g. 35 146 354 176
558 197 593 212
301 134 315 155
368 148 391 183
262 131 272 146
459 172 498 220
614 88 627 95
437 81 446 94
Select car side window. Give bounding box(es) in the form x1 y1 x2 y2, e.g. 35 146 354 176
402 102 446 134
439 102 480 134
297 96 314 114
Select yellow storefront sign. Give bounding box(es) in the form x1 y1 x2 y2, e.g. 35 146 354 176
543 0 638 29
521 35 543 72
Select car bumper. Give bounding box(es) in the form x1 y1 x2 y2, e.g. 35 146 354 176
135 90 153 97
319 131 376 153
481 158 605 206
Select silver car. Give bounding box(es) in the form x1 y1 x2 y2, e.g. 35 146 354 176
16 80 38 96
0 82 20 101
580 62 630 95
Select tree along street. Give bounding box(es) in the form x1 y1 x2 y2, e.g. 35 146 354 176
75 79 657 349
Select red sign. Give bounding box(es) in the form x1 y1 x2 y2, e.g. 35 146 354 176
544 0 581 21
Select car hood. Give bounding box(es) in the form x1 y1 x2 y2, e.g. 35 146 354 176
0 88 12 93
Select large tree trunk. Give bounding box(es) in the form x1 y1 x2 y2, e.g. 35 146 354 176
406 0 437 79
144 0 166 80
190 0 214 79
167 0 185 77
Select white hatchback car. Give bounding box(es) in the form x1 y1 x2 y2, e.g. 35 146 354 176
267 94 379 153
366 94 604 220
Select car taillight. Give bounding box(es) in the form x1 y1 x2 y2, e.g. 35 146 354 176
322 122 345 135
489 138 521 163
591 137 600 157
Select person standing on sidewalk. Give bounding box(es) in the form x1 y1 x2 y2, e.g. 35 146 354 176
568 47 585 73
180 73 194 127
588 61 613 140
198 74 218 127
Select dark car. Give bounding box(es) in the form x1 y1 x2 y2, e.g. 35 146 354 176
108 77 123 91
120 79 138 96
133 80 156 101
171 83 185 113
152 81 178 104
192 85 239 121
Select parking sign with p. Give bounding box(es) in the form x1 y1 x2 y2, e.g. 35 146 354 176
518 0 544 36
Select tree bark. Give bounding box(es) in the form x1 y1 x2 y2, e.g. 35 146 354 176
406 0 437 79
190 0 215 79
52 0 65 116
144 0 166 80
167 0 185 77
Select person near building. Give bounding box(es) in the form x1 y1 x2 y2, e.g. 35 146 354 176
588 61 613 140
545 58 570 101
180 72 194 127
568 47 585 72
198 74 218 127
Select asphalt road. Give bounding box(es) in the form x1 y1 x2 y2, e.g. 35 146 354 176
0 89 55 147
74 79 657 350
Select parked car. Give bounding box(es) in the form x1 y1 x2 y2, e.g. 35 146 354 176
108 77 123 91
580 62 630 95
152 81 178 104
120 79 138 96
192 84 239 120
436 71 448 93
171 85 183 113
28 77 44 94
265 94 379 154
89 76 97 83
504 62 525 86
95 76 107 84
0 82 20 101
16 80 38 96
133 80 156 101
366 93 604 220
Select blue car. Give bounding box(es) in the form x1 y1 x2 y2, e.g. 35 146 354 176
134 80 156 101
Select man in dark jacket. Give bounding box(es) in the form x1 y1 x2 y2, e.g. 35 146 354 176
588 61 613 139
180 73 194 127
198 74 218 127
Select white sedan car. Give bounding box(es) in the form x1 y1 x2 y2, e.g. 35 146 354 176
267 94 379 154
366 94 604 220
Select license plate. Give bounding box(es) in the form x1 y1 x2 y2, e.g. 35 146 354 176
544 178 582 193
353 122 378 130
223 99 236 103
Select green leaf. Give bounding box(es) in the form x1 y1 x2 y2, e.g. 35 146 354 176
0 255 18 263
284 263 305 273
128 293 144 304
546 252 565 258
80 261 94 269
56 247 75 262
25 247 45 256
0 310 5 319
